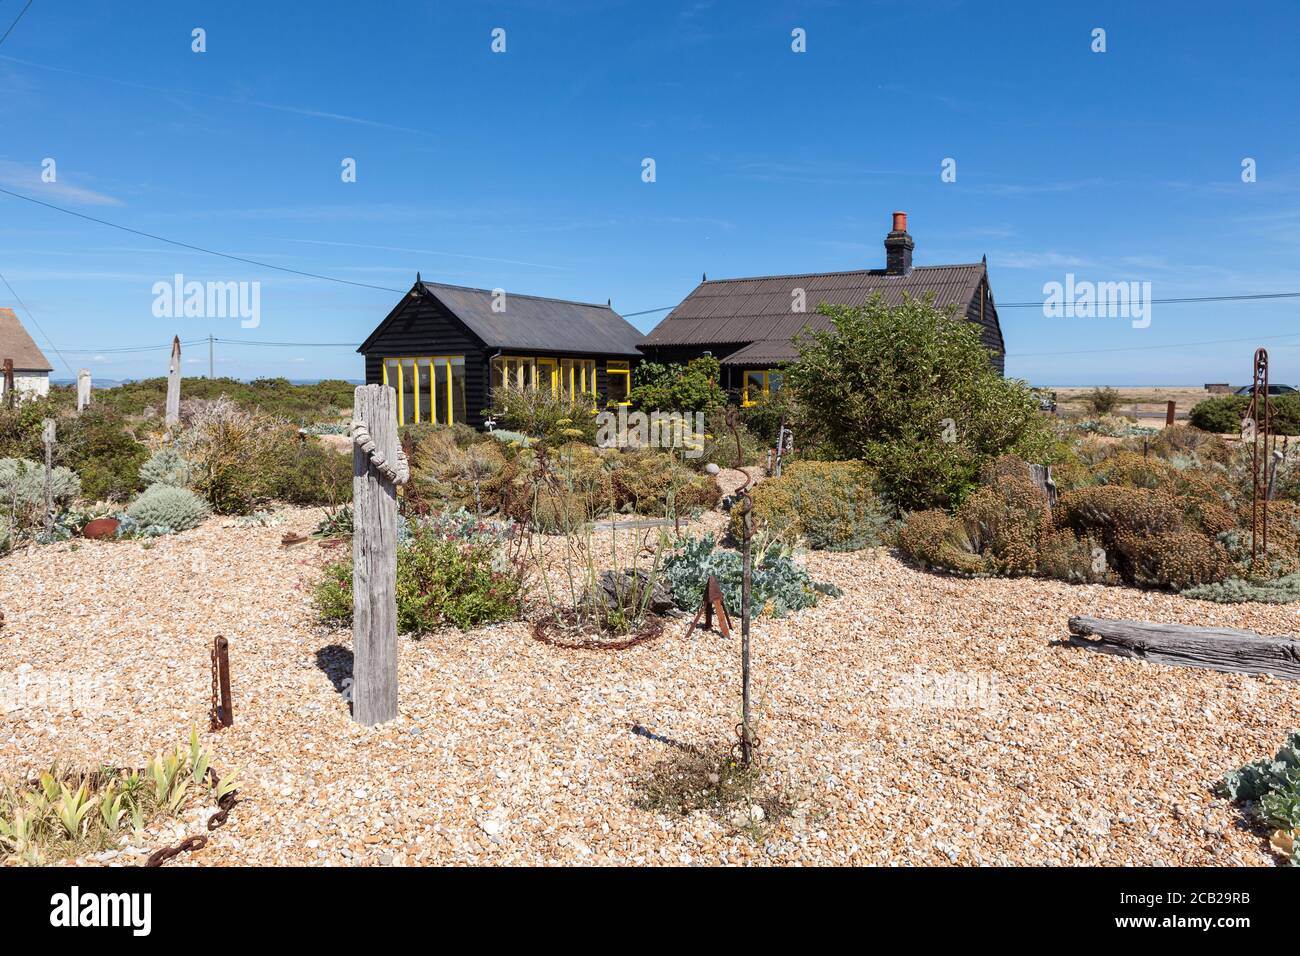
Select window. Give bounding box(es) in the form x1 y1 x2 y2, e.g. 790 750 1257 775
742 369 782 406
382 356 466 425
606 361 631 405
490 355 598 405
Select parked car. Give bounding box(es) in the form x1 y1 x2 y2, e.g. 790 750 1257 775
1233 384 1297 395
1031 388 1057 414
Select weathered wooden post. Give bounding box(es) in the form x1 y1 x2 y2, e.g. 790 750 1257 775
3 359 13 408
1165 400 1176 427
165 336 181 427
76 369 92 411
42 418 55 533
350 385 408 726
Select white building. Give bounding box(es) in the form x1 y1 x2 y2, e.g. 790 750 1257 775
0 307 52 399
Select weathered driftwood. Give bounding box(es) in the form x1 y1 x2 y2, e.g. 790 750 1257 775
76 369 92 410
1068 616 1300 681
165 336 181 426
351 385 402 726
42 418 55 532
1027 463 1057 507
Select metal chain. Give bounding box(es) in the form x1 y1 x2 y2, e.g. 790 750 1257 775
143 766 239 867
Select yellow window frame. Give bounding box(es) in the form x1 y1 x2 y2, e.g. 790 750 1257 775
605 360 632 406
382 355 463 426
742 369 776 407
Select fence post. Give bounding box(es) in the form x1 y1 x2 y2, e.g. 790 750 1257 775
77 369 92 411
351 384 401 726
165 336 181 426
1165 401 1176 427
3 359 13 408
42 418 55 532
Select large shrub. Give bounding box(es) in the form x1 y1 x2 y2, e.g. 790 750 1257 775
126 483 211 532
732 460 891 550
58 407 149 501
175 397 280 514
1190 394 1300 436
316 515 523 632
630 356 726 413
262 434 352 506
0 458 81 529
783 297 1049 510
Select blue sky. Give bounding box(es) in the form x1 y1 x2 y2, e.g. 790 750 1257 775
1 0 1298 386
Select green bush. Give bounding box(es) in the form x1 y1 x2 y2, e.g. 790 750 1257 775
630 356 726 413
783 297 1050 511
126 484 211 532
1084 386 1122 415
1189 394 1300 436
315 517 523 632
89 376 355 426
1184 572 1300 604
57 407 148 502
662 533 832 619
0 458 81 529
138 447 191 488
262 435 352 506
733 460 890 550
0 396 60 461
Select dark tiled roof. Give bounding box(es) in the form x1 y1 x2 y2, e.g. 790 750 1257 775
0 308 52 371
422 281 644 356
642 265 985 348
717 339 802 366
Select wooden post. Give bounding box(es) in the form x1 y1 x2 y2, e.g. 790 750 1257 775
165 336 181 426
76 369 92 411
351 384 400 726
42 418 55 533
2 359 13 408
1165 400 1176 427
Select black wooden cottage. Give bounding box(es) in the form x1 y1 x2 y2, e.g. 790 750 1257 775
640 212 1006 404
358 277 645 427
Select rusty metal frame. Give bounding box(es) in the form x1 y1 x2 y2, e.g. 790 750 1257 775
210 635 233 730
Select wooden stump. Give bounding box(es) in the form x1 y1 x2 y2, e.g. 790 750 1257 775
351 384 400 726
165 336 181 426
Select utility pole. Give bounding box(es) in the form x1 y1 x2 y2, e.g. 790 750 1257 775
209 334 214 379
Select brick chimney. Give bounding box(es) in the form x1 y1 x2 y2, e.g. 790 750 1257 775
884 211 914 275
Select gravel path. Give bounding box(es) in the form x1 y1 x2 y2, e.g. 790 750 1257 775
1 507 1296 866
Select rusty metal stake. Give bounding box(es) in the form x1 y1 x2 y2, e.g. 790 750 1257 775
210 635 233 729
683 574 732 640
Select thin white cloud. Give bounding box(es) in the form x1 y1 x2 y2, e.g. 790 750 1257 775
0 159 123 206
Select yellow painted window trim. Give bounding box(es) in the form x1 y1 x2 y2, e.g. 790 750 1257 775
382 355 464 426
742 369 774 407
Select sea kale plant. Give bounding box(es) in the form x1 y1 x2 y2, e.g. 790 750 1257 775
1216 731 1300 866
662 532 837 619
126 484 211 532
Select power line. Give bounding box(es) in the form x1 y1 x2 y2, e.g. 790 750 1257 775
1008 331 1300 359
0 268 75 377
0 186 407 294
0 0 34 50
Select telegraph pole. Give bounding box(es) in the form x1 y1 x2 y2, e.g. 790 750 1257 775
209 334 214 378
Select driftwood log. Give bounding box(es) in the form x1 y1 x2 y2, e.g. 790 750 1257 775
1068 616 1300 681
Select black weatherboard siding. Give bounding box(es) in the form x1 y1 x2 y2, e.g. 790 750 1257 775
358 279 646 427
